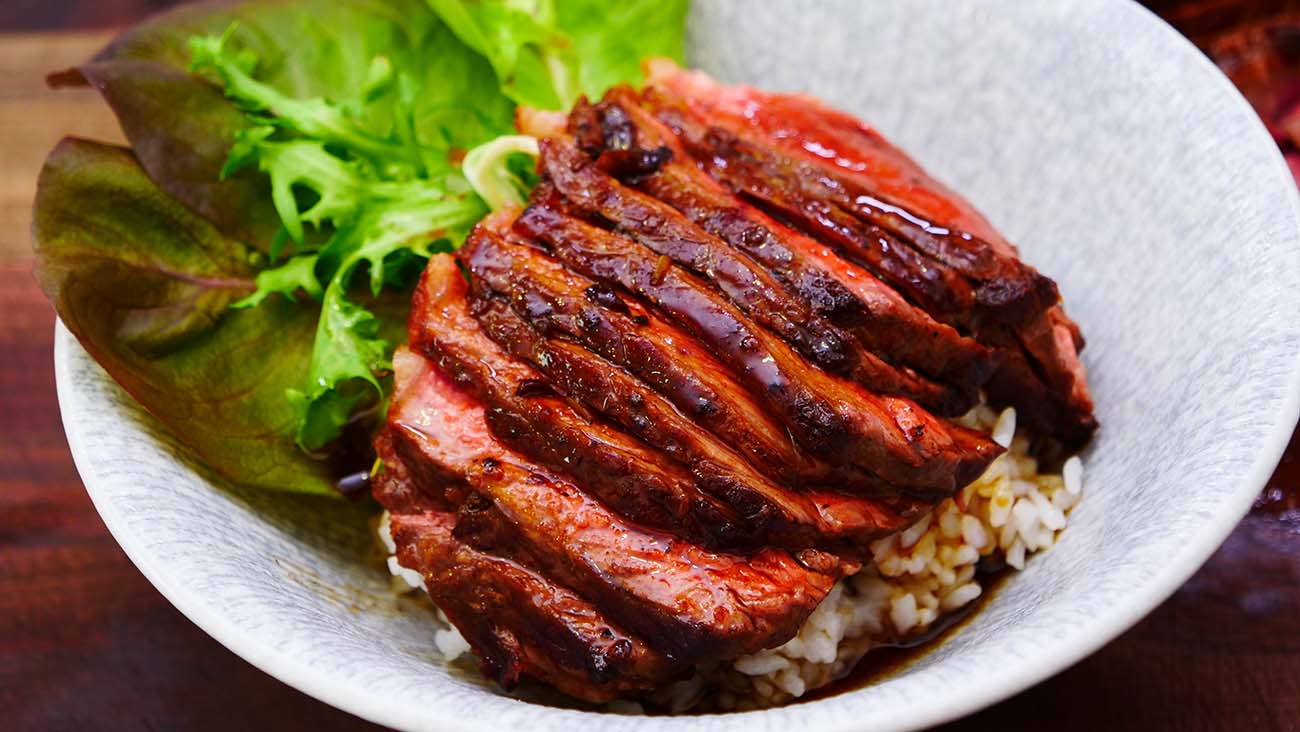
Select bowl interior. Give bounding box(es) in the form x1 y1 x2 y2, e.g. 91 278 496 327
57 1 1300 731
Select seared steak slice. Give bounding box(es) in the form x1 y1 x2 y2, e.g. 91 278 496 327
471 291 924 543
372 427 462 515
408 255 747 548
387 510 684 702
515 200 1002 494
539 138 966 414
382 341 852 660
982 318 1098 449
641 64 1096 446
642 60 1013 252
641 74 1059 329
540 135 850 373
563 91 995 397
464 218 881 493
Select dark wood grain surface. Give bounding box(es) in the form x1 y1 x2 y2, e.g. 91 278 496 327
2 6 1299 732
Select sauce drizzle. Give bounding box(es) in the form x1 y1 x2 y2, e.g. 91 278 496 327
799 568 1009 703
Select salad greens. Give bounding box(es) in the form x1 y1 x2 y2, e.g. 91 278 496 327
34 0 688 495
188 28 492 451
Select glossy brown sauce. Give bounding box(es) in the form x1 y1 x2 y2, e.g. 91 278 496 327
327 414 383 496
799 568 1010 703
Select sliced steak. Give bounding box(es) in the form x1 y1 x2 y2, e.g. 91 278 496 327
515 197 1002 494
641 70 1059 328
539 137 966 413
388 510 684 702
641 65 1096 446
368 64 1099 705
408 254 748 548
649 107 977 326
540 135 849 372
381 341 853 660
464 217 881 493
471 290 925 542
563 90 995 395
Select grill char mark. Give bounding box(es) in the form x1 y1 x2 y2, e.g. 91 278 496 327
387 510 684 702
515 178 1002 494
565 91 997 399
539 132 974 414
471 289 927 543
464 219 888 493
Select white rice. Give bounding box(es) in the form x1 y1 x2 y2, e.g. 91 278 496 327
376 512 472 658
378 512 428 592
377 404 1084 711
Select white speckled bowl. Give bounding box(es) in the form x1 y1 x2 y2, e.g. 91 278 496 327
55 0 1300 730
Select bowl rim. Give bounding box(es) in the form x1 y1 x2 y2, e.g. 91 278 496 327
53 2 1300 730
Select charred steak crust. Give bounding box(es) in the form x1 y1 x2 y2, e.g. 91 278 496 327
389 511 685 702
538 137 972 415
635 67 1095 446
513 191 1001 494
580 91 996 398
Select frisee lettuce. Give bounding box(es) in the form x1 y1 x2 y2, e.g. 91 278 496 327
187 25 491 451
35 0 687 493
190 0 687 452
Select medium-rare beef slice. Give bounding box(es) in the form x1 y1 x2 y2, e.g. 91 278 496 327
380 340 852 660
470 290 925 544
388 510 684 702
538 138 968 414
372 427 463 514
465 217 882 493
562 90 995 397
408 254 747 548
641 64 1097 446
641 72 1059 328
514 198 1002 494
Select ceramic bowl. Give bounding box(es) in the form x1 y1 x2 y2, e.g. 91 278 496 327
55 0 1300 730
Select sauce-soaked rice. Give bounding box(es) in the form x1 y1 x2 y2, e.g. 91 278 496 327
798 567 1010 703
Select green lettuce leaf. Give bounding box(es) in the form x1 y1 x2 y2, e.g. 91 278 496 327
49 59 284 251
188 26 490 450
36 0 690 494
556 0 689 101
425 0 689 110
33 139 335 495
49 0 515 249
52 0 508 456
425 0 567 108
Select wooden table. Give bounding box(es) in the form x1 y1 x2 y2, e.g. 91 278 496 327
1 29 1298 732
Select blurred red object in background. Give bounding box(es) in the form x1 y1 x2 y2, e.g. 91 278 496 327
1149 0 1300 180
